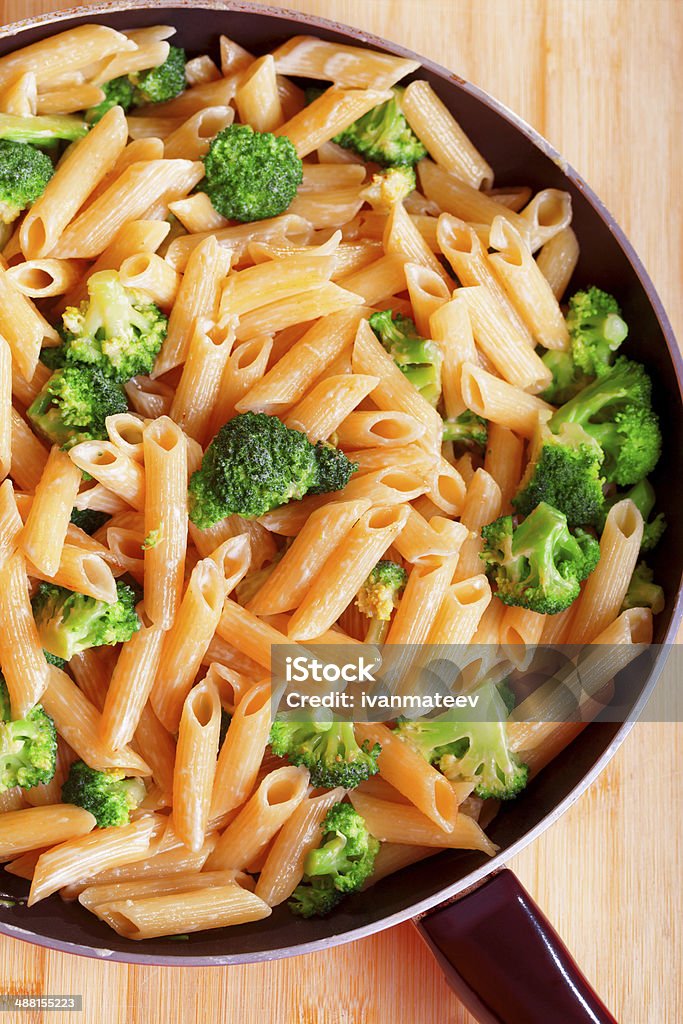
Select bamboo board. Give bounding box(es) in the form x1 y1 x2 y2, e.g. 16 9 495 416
0 1 680 1021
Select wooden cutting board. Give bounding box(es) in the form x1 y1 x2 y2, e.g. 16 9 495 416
0 1 680 1021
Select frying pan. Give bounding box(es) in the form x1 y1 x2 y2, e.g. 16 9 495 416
0 4 680 1022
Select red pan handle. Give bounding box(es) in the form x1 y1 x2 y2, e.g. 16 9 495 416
414 869 618 1024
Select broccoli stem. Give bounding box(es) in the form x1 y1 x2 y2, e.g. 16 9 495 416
0 113 88 143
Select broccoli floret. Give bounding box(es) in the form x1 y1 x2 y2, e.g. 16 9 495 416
131 46 187 106
27 365 128 450
566 287 628 380
512 421 605 527
497 679 517 715
0 140 53 224
202 124 303 223
0 675 57 794
39 345 67 371
32 580 141 662
540 349 586 405
60 270 168 382
621 561 664 615
356 559 407 644
86 76 135 123
61 760 145 827
0 113 88 145
188 412 357 528
289 803 379 918
443 411 488 452
333 88 427 166
69 508 111 535
395 684 528 801
480 501 600 614
43 650 67 669
549 358 661 486
601 478 666 552
369 310 442 406
360 165 416 211
269 721 380 789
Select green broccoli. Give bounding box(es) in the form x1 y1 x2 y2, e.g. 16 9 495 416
288 802 379 918
566 287 628 379
188 412 357 528
549 358 661 486
332 87 427 166
32 580 141 662
61 760 146 827
621 561 664 615
497 679 517 715
541 288 629 403
540 348 586 405
600 478 666 552
69 508 111 536
512 421 605 527
360 165 416 211
0 113 88 145
86 76 135 124
443 411 488 452
369 309 442 406
202 124 303 223
269 720 381 789
0 675 57 794
356 559 407 644
39 344 67 371
394 683 528 800
0 140 53 224
131 46 187 106
480 501 600 614
60 270 168 382
43 650 67 669
27 364 128 450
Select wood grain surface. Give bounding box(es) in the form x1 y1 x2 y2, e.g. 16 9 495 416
0 1 681 1022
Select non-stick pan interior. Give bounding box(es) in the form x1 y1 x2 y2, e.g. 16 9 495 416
0 2 680 963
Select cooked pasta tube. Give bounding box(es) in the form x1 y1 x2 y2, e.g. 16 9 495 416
459 362 553 437
99 620 165 751
142 417 188 630
168 191 228 233
235 54 283 131
484 423 525 514
235 283 362 342
402 80 493 189
169 317 236 444
287 505 410 641
173 678 222 853
210 679 274 821
571 500 644 644
68 441 145 510
163 105 234 160
0 479 22 571
0 25 135 91
404 263 451 337
427 575 492 644
118 252 180 309
352 317 444 450
274 86 393 157
151 541 249 733
153 235 231 376
0 267 58 381
0 552 50 716
336 411 426 449
385 554 458 645
393 508 469 566
429 294 477 418
348 790 497 854
42 666 150 776
94 883 271 939
164 214 313 273
272 36 419 89
0 805 96 862
536 226 580 300
221 253 335 319
0 71 37 116
18 446 82 577
356 723 458 831
7 258 84 297
383 201 449 281
29 817 157 905
248 499 370 616
207 765 310 871
52 159 204 259
284 373 379 443
488 216 569 350
236 307 366 416
454 469 502 581
519 188 572 253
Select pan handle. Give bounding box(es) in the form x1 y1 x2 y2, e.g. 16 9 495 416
414 868 618 1024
